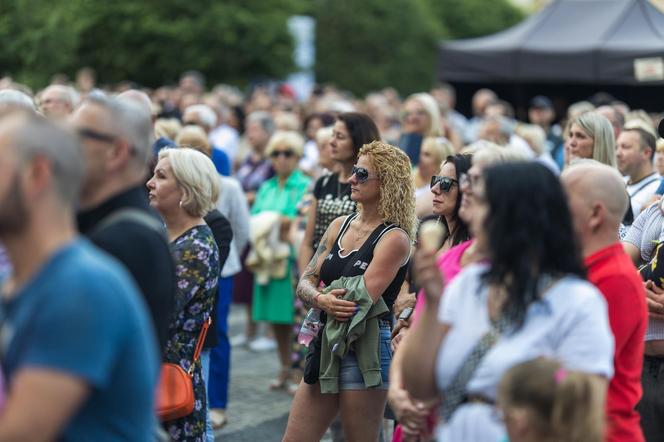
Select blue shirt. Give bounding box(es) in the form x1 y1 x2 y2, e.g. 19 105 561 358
211 146 231 176
435 263 614 442
0 239 159 441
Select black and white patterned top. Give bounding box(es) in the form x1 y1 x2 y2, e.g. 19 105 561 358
311 173 356 252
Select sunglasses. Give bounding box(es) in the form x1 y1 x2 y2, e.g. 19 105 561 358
351 166 379 184
430 175 458 192
270 150 295 159
77 127 116 144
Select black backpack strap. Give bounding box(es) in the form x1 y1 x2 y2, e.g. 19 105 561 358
93 208 166 238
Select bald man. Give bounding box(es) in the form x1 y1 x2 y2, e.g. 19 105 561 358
562 161 647 442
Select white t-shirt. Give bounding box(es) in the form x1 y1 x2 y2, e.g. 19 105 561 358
626 173 660 220
435 263 614 442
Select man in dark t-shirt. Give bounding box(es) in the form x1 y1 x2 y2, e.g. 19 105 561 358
72 93 175 352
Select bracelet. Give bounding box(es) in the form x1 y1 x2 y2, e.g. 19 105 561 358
314 293 322 307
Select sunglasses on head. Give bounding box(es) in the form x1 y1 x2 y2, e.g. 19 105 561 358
270 150 295 159
430 175 458 192
351 166 379 184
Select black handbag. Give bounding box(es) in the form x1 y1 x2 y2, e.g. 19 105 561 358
303 324 324 384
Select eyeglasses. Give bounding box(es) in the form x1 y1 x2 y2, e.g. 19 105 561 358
270 150 295 159
430 175 458 192
77 127 116 144
351 166 379 184
459 173 482 191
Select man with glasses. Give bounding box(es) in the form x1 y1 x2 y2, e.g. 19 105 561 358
0 111 158 440
72 95 175 352
38 85 78 120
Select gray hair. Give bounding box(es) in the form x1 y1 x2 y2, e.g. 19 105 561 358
11 113 83 204
84 94 153 169
246 111 275 136
0 89 36 111
42 85 79 108
184 104 218 130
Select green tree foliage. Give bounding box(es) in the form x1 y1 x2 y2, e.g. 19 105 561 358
313 0 444 96
0 0 524 94
0 0 301 89
428 0 525 39
313 0 525 96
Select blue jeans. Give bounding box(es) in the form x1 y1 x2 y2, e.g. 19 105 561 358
338 322 392 390
209 277 232 408
200 350 214 442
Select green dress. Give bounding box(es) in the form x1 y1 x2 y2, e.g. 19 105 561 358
251 170 310 324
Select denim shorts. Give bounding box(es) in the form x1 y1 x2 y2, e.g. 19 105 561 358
338 321 392 390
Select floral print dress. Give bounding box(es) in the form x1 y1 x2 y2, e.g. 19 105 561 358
164 225 219 441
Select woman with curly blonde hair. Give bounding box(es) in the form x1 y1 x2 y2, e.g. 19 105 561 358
284 141 415 441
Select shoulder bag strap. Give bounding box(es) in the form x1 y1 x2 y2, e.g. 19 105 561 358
93 208 166 238
187 317 211 376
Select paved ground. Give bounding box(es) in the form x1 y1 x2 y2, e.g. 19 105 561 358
215 305 333 441
215 305 396 441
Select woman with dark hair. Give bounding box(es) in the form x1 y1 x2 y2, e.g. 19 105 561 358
388 153 471 441
401 162 614 441
297 112 380 275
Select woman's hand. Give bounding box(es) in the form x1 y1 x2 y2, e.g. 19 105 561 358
388 386 437 438
412 248 445 304
317 289 356 322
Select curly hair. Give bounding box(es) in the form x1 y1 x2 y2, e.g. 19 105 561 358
358 141 417 239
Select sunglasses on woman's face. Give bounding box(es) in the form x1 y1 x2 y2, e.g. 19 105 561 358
270 150 295 159
430 175 458 192
351 166 379 184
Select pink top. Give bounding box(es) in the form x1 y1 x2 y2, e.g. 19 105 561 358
412 240 474 324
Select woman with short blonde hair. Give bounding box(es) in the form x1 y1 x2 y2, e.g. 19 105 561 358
146 147 221 440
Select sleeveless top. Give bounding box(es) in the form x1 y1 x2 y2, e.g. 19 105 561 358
319 213 409 313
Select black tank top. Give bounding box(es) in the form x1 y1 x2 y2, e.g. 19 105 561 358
319 213 408 313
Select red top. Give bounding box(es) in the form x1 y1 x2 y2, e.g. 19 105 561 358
585 243 647 442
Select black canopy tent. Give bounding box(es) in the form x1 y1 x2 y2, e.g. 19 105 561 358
438 0 664 115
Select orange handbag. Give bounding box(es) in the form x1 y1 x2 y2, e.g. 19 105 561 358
156 317 211 422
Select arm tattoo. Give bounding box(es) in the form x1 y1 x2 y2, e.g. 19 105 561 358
297 228 330 308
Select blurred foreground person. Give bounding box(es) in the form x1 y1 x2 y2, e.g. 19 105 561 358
73 94 175 351
147 148 221 440
0 112 159 440
402 162 614 442
563 161 646 442
497 358 606 442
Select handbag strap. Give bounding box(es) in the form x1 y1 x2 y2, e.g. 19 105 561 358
187 317 211 376
440 276 558 421
440 314 510 421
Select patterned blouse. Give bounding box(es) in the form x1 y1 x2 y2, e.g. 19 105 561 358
311 173 356 251
164 225 219 442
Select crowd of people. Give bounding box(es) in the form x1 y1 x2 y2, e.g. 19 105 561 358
0 68 663 442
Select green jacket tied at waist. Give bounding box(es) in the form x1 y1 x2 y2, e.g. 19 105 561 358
319 275 389 394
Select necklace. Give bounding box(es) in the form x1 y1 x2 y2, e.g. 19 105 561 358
352 220 376 243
